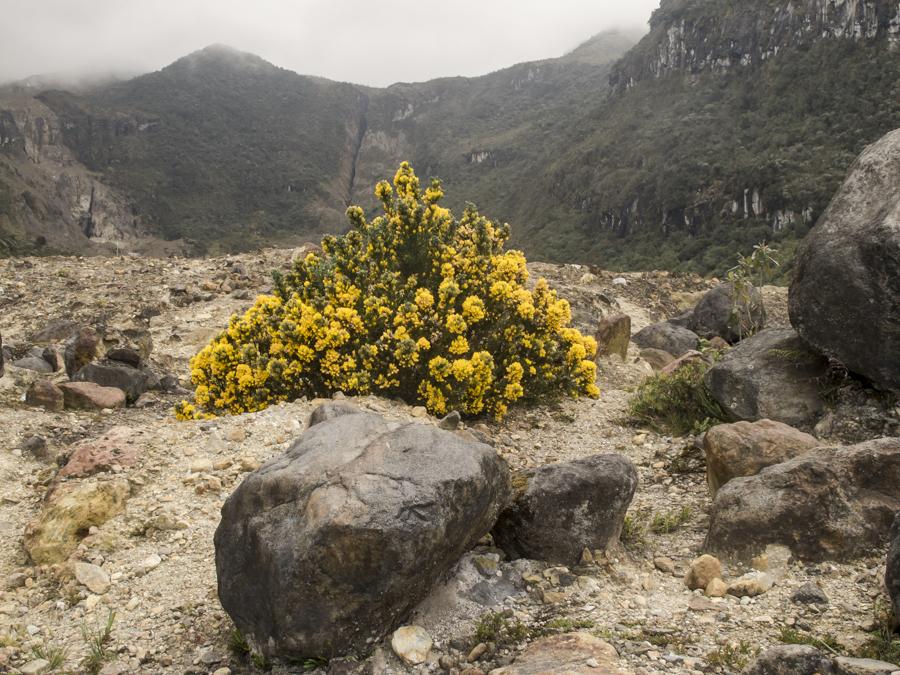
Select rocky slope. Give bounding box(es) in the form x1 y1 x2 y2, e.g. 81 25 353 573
0 251 896 674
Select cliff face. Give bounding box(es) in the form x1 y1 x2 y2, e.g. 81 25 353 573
612 0 900 89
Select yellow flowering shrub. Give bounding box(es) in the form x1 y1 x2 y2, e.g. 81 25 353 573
176 163 599 420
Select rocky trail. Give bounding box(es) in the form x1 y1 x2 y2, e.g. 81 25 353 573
0 251 897 675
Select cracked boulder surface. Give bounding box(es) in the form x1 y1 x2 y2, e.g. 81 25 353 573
214 404 512 659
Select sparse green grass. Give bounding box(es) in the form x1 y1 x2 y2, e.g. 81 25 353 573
473 610 529 648
778 627 844 654
81 609 116 674
855 601 900 664
706 640 758 670
621 511 649 550
537 617 596 636
32 643 67 671
628 362 730 436
228 628 251 657
650 506 694 534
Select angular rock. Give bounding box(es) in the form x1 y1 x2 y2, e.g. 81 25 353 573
744 645 834 675
639 347 675 371
391 626 432 666
22 435 52 461
31 319 79 344
791 581 829 605
887 513 900 629
684 554 721 591
25 380 65 412
831 656 900 674
307 400 362 427
660 350 708 375
19 659 51 675
789 128 900 393
12 356 53 373
705 577 727 598
705 437 900 561
688 282 766 344
58 382 126 411
0 331 4 377
74 561 111 594
41 347 64 372
595 313 631 360
726 571 773 597
106 347 142 368
24 479 130 564
59 427 139 478
703 419 821 496
493 454 638 565
489 632 627 675
72 361 156 403
64 327 102 377
705 328 829 429
214 409 510 660
632 321 699 358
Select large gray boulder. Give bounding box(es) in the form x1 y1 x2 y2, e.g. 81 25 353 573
705 437 900 562
888 512 900 630
705 328 829 429
745 645 899 675
789 128 900 393
688 282 766 344
214 405 511 660
492 454 638 565
631 321 699 358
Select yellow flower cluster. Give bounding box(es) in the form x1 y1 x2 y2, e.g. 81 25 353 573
175 163 599 421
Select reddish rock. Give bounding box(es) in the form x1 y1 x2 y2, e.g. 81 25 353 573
25 380 65 412
59 382 126 411
59 426 139 478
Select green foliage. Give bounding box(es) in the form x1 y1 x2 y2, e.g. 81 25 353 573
706 640 758 670
855 601 900 664
32 643 67 671
778 627 844 654
473 610 530 647
628 361 730 436
81 609 116 674
228 628 251 657
620 512 648 550
177 164 599 421
649 506 694 534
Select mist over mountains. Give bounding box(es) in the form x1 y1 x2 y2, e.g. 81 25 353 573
2 0 900 275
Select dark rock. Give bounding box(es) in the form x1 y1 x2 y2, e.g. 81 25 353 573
31 319 79 344
789 128 900 393
791 581 829 605
214 409 511 660
22 436 52 461
744 645 833 675
705 437 900 561
439 410 461 430
632 321 700 358
705 328 829 429
106 347 142 368
493 454 638 565
307 400 363 427
72 361 155 403
64 328 102 377
25 380 65 411
595 313 631 360
887 513 900 630
41 346 64 372
0 332 4 378
11 356 53 373
688 282 766 344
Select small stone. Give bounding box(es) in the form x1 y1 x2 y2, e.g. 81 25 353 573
58 381 126 411
190 458 213 473
705 577 728 598
581 548 595 565
727 572 774 598
22 435 52 461
410 406 428 418
653 556 675 574
791 581 829 605
467 642 488 663
25 380 65 411
541 590 566 604
136 554 162 575
19 659 50 674
472 555 499 577
225 428 246 443
438 410 461 430
213 669 232 675
391 625 432 666
238 456 260 472
74 562 111 594
684 554 721 591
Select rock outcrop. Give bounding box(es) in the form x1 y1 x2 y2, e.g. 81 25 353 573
688 282 766 344
888 512 900 629
705 328 829 429
703 419 821 496
631 321 699 358
746 644 900 675
705 437 900 561
789 127 900 393
492 454 638 565
490 632 628 675
214 406 511 660
72 360 156 403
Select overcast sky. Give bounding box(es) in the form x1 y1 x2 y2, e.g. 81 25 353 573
0 0 658 87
